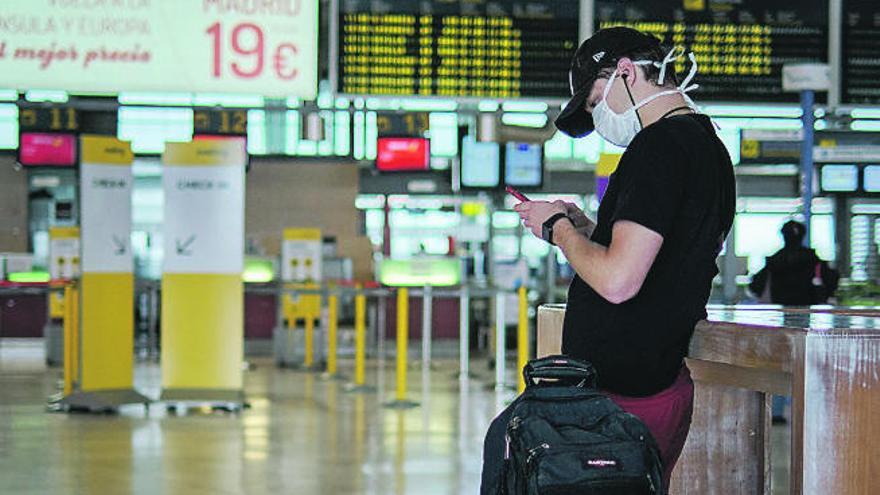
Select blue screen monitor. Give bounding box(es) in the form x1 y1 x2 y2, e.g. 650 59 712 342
461 138 501 188
821 165 858 192
504 142 543 188
864 165 880 192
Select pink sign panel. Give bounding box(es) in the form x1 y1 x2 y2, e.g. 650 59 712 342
19 133 77 166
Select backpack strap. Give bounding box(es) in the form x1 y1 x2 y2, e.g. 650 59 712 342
523 355 598 389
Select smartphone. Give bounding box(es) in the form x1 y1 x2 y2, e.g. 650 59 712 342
505 185 530 202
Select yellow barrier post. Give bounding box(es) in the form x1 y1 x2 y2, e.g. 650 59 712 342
517 286 529 394
386 288 418 408
71 285 80 393
294 283 321 370
347 284 376 393
396 288 408 401
327 292 338 376
354 285 366 386
286 311 297 366
304 315 315 368
281 287 298 367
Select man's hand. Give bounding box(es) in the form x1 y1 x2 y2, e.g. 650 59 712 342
561 201 596 237
513 200 567 239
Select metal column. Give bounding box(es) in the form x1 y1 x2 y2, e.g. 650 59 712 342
494 292 506 391
800 89 816 245
421 285 432 370
459 286 470 380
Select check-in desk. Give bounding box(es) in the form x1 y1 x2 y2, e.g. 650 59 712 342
537 304 880 495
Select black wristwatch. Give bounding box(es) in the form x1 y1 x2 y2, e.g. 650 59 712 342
542 213 572 245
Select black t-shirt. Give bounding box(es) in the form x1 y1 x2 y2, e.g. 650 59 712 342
562 114 736 397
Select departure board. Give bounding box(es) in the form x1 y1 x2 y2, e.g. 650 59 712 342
337 0 579 98
595 0 828 103
842 0 880 104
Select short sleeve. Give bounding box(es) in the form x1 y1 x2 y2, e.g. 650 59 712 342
610 129 686 238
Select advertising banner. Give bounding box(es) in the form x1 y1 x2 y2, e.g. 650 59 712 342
0 0 318 98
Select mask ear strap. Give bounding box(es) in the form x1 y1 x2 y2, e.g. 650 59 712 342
679 52 699 90
601 69 618 99
656 47 685 86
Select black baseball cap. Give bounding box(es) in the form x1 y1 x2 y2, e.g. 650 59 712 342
555 27 661 138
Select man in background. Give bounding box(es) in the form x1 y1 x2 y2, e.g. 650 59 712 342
749 220 839 305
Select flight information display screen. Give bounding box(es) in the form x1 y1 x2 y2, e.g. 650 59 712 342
461 138 501 188
504 142 543 187
376 137 431 171
337 0 579 98
842 0 880 104
821 165 859 193
863 166 880 193
594 0 828 103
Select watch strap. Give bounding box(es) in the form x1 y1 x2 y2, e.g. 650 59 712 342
542 212 571 245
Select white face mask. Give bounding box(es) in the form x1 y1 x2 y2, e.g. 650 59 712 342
591 50 700 147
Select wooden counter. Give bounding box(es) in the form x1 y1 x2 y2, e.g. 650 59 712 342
537 305 880 495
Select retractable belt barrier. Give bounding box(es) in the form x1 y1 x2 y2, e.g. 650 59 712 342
254 283 533 402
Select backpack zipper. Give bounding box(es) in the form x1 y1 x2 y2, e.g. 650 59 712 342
525 443 550 465
646 473 657 493
509 416 522 430
504 416 524 460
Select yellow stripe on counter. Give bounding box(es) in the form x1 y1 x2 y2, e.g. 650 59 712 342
49 226 80 239
80 135 133 165
163 140 247 167
80 273 134 391
161 273 243 391
283 228 322 241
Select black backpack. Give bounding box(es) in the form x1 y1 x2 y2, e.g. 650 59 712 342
501 356 664 495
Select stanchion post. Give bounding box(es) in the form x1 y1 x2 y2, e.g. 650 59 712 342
377 295 387 360
421 285 432 371
62 284 73 396
354 284 366 386
283 286 297 366
327 291 339 376
385 287 418 408
149 282 159 361
459 286 470 380
396 288 408 402
517 286 529 394
494 291 506 391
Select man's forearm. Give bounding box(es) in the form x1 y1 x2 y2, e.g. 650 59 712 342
574 224 596 238
552 219 662 304
552 220 619 302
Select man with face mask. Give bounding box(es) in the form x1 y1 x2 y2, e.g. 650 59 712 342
481 27 736 492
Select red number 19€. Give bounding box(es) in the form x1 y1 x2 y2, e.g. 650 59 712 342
206 22 300 81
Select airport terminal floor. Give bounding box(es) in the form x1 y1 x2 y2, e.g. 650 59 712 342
0 341 792 495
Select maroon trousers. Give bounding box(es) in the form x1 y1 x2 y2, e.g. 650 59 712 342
604 365 695 489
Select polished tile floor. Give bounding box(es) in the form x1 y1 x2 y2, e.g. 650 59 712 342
0 340 790 495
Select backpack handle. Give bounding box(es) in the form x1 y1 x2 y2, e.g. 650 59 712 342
523 355 598 388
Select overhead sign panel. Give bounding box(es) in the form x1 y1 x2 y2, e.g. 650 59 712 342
595 0 828 103
0 0 318 98
842 0 880 104
337 0 579 98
